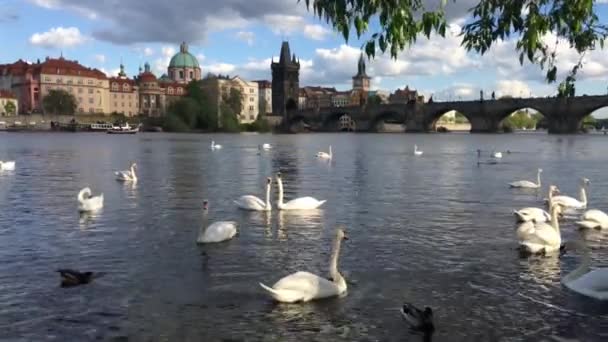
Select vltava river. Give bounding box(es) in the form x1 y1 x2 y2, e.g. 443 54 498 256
0 132 607 341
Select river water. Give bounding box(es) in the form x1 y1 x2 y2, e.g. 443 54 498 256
0 132 607 341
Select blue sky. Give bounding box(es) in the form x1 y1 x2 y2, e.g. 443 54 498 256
2 0 608 116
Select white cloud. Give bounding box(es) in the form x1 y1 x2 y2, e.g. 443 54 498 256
94 54 106 63
205 63 236 75
235 31 255 46
303 24 331 41
495 80 532 98
100 67 121 77
143 47 154 56
29 26 89 48
152 45 177 75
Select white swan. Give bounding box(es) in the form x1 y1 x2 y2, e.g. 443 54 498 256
316 145 332 160
77 187 104 212
234 177 272 211
197 200 237 243
576 209 608 229
259 227 348 303
562 244 608 300
518 202 563 255
0 160 15 171
115 162 137 182
276 172 326 210
259 143 272 150
211 140 222 150
414 145 423 156
509 168 542 189
493 151 503 159
513 185 557 223
551 178 589 210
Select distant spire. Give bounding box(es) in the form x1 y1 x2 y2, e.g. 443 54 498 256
144 61 150 73
60 50 64 59
356 53 367 77
279 41 291 64
180 41 188 53
118 58 126 77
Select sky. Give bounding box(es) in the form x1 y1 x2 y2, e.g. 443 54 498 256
1 0 608 116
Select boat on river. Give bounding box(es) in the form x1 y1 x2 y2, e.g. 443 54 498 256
107 123 141 134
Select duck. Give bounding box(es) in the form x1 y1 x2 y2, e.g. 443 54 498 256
234 177 272 211
0 160 15 171
211 140 222 150
115 162 137 182
561 242 608 300
414 145 423 156
518 202 563 256
260 227 348 303
276 172 326 210
551 178 590 210
197 200 238 243
576 209 608 229
513 185 557 223
509 168 542 189
57 269 95 287
77 187 104 212
316 145 332 160
400 302 435 333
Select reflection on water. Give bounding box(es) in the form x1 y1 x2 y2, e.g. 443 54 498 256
0 132 607 341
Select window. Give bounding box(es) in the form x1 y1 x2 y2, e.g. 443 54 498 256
250 88 254 93
56 78 63 84
179 70 184 79
249 97 254 102
89 98 94 104
67 79 73 85
189 71 193 79
88 88 93 94
168 87 174 95
249 115 255 120
89 108 94 113
123 84 129 91
88 80 94 85
112 83 118 90
176 88 183 95
249 105 254 111
113 93 117 98
44 76 51 82
78 88 83 93
77 79 83 85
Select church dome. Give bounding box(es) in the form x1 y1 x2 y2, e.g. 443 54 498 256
169 42 199 69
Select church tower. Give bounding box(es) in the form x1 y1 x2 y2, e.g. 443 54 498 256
271 41 300 117
352 53 371 91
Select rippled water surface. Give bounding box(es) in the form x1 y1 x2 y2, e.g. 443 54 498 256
1 132 607 341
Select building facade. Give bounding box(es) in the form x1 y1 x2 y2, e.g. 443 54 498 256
0 90 18 116
254 80 272 115
109 63 139 116
389 86 425 104
201 75 260 124
271 41 300 117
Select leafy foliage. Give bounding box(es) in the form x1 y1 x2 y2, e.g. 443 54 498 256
42 89 77 115
302 0 608 85
4 101 16 115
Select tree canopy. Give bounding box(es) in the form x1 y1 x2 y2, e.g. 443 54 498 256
42 89 77 115
4 101 16 115
302 0 608 92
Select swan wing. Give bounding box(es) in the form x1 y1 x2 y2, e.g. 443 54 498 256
316 152 330 159
282 197 326 210
552 196 584 208
582 209 608 224
270 271 339 301
235 195 266 210
509 180 538 188
564 269 608 300
527 222 560 247
576 220 601 229
199 221 238 243
115 170 132 180
516 221 536 240
514 208 549 222
1 161 15 170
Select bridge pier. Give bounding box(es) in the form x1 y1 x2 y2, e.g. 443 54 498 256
469 116 500 133
547 117 582 134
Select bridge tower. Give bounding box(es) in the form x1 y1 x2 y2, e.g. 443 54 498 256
352 53 370 92
271 41 300 118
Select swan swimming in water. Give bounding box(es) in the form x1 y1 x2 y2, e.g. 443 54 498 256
210 140 222 150
234 177 272 211
551 178 590 210
115 162 137 182
400 302 435 333
77 187 104 212
316 145 332 160
509 168 542 189
561 242 608 300
259 143 272 150
576 209 608 229
197 200 238 243
0 160 15 171
518 202 563 255
259 227 348 303
493 151 503 159
414 145 423 156
276 172 326 210
513 185 557 223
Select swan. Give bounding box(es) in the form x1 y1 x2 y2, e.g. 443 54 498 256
316 145 332 160
211 140 222 150
77 187 104 212
414 145 423 156
493 151 503 159
400 303 434 333
562 244 608 300
0 160 15 171
509 168 542 189
259 143 272 150
115 162 137 182
234 177 272 211
259 227 348 303
513 185 557 223
576 209 608 229
276 172 326 210
197 200 238 243
518 202 563 255
551 178 590 210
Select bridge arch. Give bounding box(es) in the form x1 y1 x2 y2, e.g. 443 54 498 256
322 111 357 131
580 106 608 132
370 110 404 132
428 109 472 132
497 107 548 133
287 115 311 132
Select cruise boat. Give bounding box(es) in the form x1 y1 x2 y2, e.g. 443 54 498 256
90 123 114 131
107 123 141 134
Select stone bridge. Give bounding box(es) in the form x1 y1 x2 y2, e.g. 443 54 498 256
287 95 608 133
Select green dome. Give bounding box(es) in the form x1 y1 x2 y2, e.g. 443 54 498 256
169 42 200 68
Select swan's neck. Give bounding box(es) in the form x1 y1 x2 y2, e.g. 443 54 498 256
265 182 271 208
563 249 592 284
536 171 541 187
550 206 561 236
329 237 346 291
78 189 89 203
329 146 332 158
131 166 137 180
579 185 587 205
277 178 284 208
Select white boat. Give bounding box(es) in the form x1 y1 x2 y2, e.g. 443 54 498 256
107 123 141 134
90 123 114 131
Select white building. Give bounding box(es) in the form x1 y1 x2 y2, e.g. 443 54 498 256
254 80 272 115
